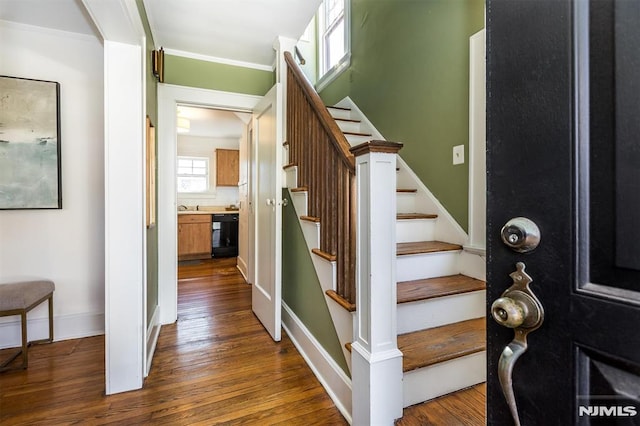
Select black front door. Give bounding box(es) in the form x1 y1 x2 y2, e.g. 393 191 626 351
487 0 640 424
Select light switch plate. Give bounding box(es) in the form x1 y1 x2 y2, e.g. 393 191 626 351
453 144 465 165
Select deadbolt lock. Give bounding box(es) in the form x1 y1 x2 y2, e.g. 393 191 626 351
501 217 541 253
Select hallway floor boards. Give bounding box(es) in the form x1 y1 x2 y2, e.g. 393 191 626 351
0 258 346 425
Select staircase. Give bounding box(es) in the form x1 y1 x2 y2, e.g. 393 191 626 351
283 49 486 423
328 103 487 412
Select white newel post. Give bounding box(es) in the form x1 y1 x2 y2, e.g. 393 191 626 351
350 141 404 425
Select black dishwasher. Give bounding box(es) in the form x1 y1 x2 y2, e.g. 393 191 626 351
212 213 239 257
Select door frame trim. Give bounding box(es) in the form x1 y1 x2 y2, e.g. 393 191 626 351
157 84 261 325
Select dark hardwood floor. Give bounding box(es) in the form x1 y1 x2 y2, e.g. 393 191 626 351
0 257 347 425
1 257 486 425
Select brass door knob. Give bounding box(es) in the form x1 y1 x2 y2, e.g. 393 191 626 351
491 297 525 328
492 262 545 426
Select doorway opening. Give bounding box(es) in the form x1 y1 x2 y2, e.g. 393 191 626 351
174 104 251 280
157 85 262 327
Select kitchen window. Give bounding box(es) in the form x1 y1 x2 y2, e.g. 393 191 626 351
316 0 350 92
177 156 209 193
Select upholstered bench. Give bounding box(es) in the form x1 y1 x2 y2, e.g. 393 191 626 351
0 279 55 372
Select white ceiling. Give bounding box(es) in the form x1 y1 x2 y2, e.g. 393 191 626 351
0 0 97 36
1 0 317 136
143 0 321 68
178 105 251 139
1 0 320 69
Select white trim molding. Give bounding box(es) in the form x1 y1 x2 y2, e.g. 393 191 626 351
83 0 147 396
467 29 486 254
161 48 274 72
0 312 105 349
351 143 403 425
282 303 353 424
157 84 262 325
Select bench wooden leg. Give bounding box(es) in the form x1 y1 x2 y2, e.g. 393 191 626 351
31 295 54 345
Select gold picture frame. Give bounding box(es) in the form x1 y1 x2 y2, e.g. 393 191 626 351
146 116 156 228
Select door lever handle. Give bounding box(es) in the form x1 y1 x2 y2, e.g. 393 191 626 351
491 262 544 426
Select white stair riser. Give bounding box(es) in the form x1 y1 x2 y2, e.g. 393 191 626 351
285 166 298 189
397 291 486 334
300 221 320 250
327 107 352 120
396 193 417 213
336 120 362 134
402 351 487 407
396 219 436 243
345 134 371 146
396 251 460 282
290 190 308 217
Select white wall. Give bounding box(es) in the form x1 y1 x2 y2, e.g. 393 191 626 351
177 135 240 207
0 21 105 347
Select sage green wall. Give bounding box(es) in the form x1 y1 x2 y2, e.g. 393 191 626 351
164 55 274 96
320 0 485 231
282 189 349 376
137 0 159 326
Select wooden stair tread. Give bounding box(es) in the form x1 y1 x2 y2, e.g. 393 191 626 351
283 162 297 170
326 105 351 111
300 215 320 223
397 188 417 193
290 186 308 192
397 241 463 256
343 131 372 136
397 274 486 304
326 290 356 312
399 318 486 372
334 117 361 123
397 213 438 220
312 248 336 262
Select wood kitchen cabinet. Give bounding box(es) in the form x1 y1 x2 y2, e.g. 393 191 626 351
177 214 212 261
216 149 239 186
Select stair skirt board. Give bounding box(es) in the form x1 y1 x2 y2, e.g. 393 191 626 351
402 351 487 408
457 249 487 282
397 291 486 334
282 303 353 424
396 218 437 243
396 250 461 282
335 96 470 247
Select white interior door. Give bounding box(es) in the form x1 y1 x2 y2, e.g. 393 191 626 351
252 84 282 341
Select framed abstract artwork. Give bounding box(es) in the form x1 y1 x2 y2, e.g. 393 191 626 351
0 75 62 209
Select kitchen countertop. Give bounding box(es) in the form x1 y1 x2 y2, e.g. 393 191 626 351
177 208 238 215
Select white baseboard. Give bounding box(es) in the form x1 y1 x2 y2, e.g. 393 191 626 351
236 256 249 282
282 303 353 424
0 311 105 349
145 305 161 377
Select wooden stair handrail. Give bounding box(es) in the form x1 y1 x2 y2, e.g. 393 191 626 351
284 51 355 171
285 50 358 305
